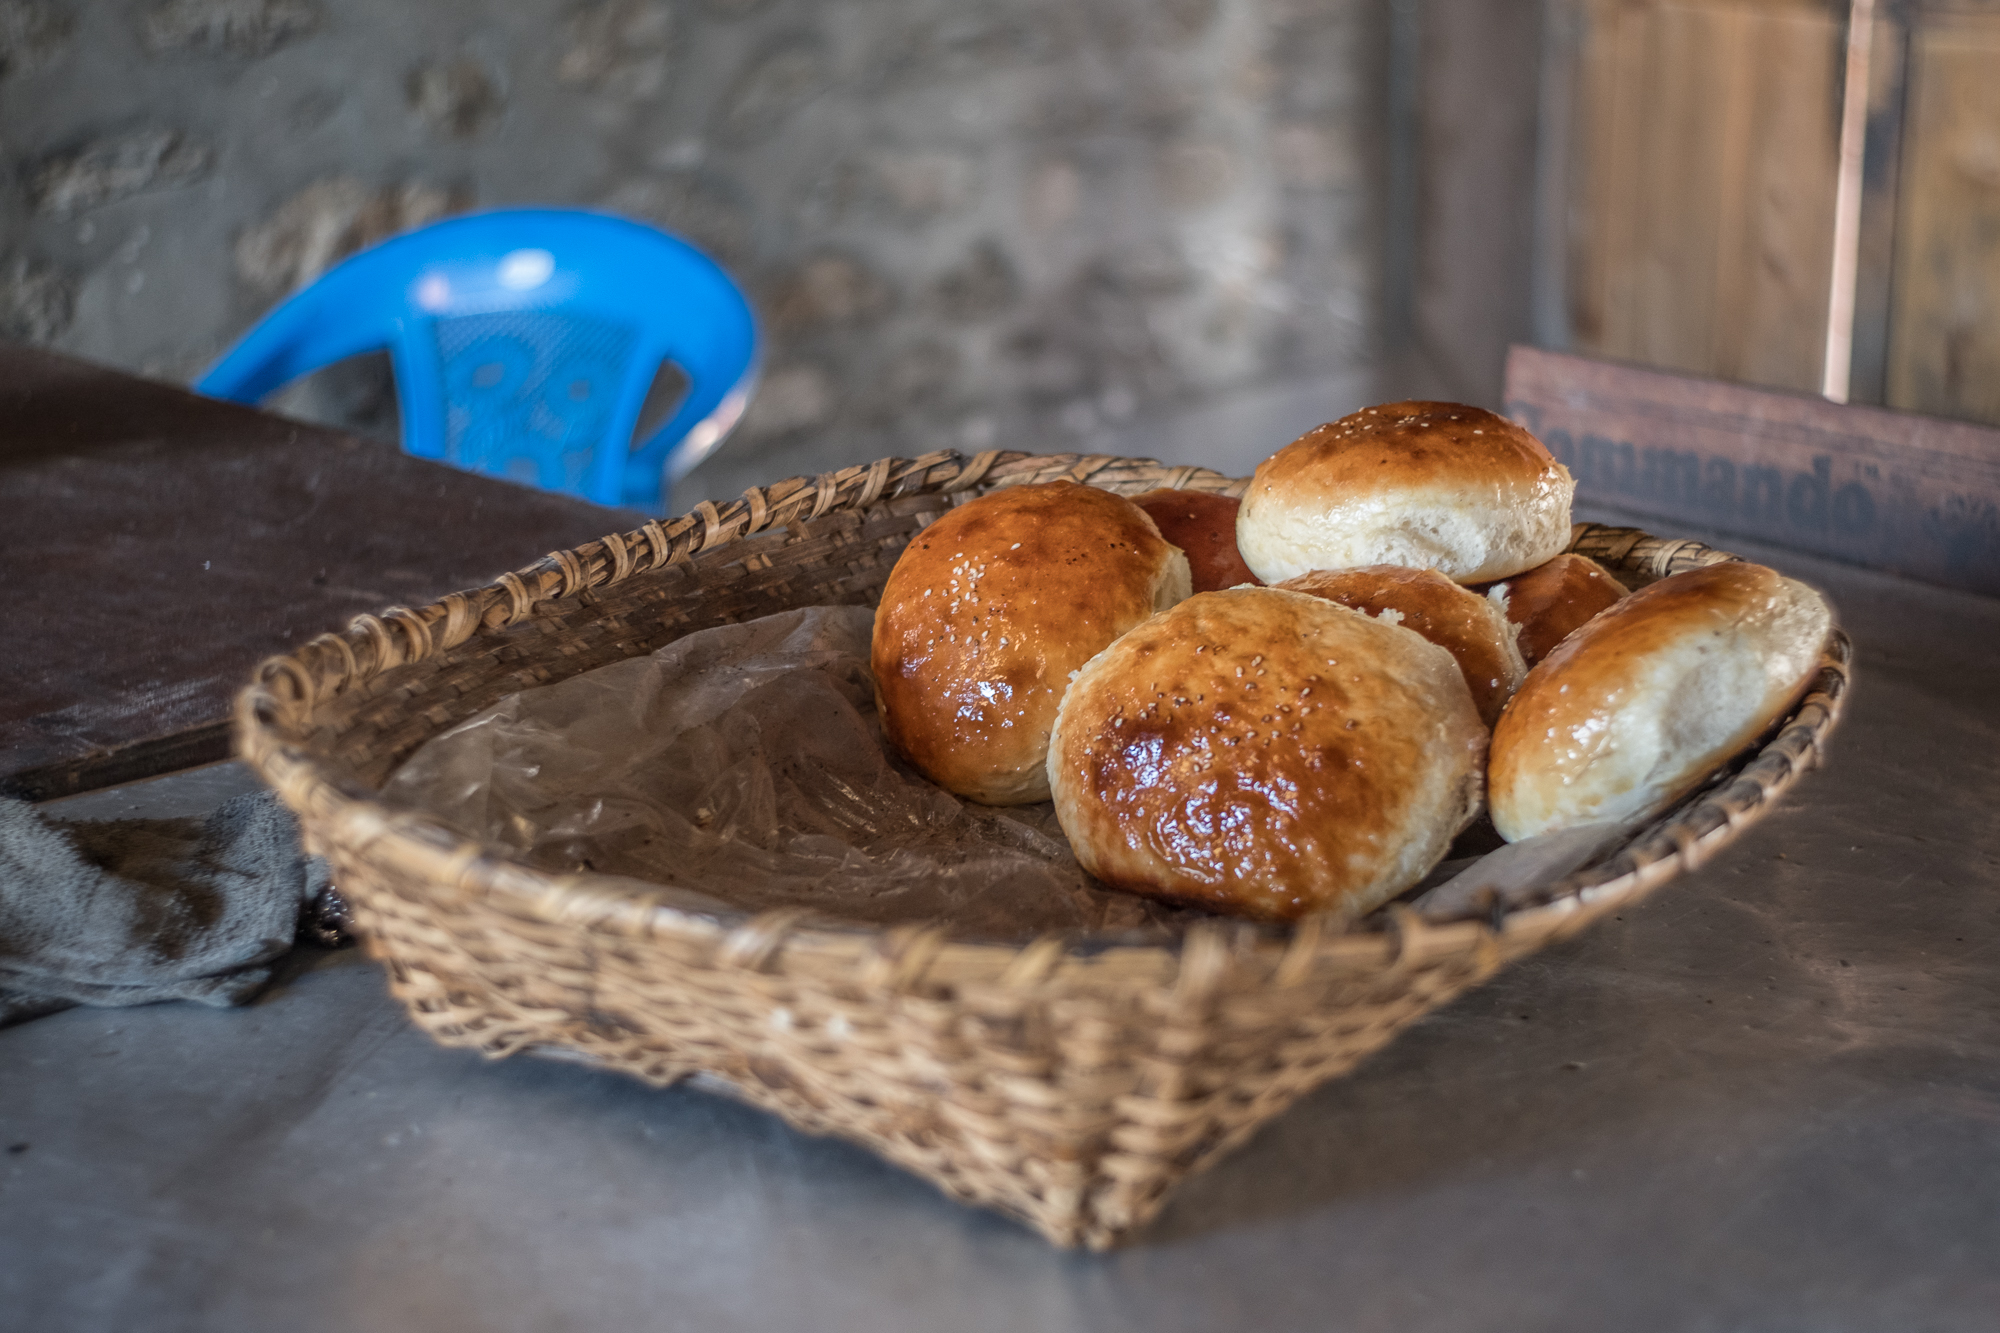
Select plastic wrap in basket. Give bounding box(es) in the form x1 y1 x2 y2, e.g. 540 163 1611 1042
236 449 1851 1249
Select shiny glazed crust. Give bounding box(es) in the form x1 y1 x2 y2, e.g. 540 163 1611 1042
1130 489 1261 593
1237 402 1575 584
1277 565 1527 727
1489 562 1832 841
1047 587 1487 922
872 481 1192 805
1485 552 1629 665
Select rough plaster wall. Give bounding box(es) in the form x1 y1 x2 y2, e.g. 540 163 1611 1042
0 0 1386 500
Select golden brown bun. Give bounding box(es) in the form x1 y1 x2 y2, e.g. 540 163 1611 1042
1237 402 1575 584
872 481 1192 805
1130 489 1262 592
1047 587 1487 922
1484 552 1629 665
1277 565 1527 727
1489 562 1832 841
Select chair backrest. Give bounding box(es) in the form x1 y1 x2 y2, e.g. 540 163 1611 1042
196 208 758 512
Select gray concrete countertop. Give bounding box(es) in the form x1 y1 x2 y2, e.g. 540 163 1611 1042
5 521 1998 1332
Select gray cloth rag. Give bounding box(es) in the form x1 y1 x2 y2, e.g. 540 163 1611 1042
0 791 328 1027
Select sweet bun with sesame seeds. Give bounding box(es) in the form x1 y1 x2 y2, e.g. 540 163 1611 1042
1045 586 1487 922
872 481 1192 806
1236 401 1575 585
1488 561 1832 842
1276 565 1527 727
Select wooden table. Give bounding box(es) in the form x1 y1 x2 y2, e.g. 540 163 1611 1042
0 342 640 800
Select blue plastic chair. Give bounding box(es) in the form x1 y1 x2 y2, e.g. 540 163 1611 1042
196 208 758 512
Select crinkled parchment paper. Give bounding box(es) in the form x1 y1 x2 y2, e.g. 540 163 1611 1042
383 606 1195 941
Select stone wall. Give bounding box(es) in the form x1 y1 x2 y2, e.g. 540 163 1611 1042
1 0 1389 501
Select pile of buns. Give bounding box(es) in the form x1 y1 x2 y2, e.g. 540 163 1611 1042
870 401 1832 923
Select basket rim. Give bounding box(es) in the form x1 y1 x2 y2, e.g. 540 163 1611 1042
236 448 1853 986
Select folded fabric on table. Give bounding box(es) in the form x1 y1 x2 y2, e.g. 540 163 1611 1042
0 791 327 1027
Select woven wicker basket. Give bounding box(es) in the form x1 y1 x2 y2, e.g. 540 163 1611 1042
237 449 1850 1249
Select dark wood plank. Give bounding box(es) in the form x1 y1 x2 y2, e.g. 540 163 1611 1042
1504 344 2000 596
0 725 235 804
0 342 643 797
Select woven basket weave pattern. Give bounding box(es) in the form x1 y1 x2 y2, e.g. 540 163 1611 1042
239 449 1850 1248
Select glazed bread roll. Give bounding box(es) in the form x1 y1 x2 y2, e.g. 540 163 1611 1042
1130 489 1261 592
872 481 1192 805
1277 565 1527 727
1237 402 1575 584
1047 587 1487 922
1489 562 1831 841
1486 552 1629 665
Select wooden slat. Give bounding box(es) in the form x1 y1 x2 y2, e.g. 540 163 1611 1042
1734 7 1844 388
1566 0 1644 349
1566 0 1843 394
1506 344 2000 596
1886 14 2000 425
1625 4 1744 371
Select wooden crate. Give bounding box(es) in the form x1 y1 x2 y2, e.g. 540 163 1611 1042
1547 0 2000 429
1505 345 2000 596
